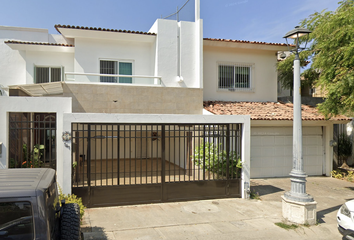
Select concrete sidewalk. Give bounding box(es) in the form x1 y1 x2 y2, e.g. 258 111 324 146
82 177 354 240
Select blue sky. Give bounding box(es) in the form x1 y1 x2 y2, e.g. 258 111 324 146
0 0 339 44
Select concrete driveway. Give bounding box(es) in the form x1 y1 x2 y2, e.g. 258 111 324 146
82 177 354 240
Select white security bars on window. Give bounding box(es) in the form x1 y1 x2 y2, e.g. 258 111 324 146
35 67 61 83
100 60 132 83
218 64 251 90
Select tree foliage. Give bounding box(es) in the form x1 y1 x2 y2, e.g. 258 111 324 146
277 0 354 118
277 51 313 92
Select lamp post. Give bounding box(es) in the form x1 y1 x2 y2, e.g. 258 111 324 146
281 26 317 225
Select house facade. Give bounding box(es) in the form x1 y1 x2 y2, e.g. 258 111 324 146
202 38 349 178
0 1 348 207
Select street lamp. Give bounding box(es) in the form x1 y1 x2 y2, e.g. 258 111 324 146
281 26 317 225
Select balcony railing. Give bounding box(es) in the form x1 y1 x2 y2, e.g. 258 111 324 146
65 72 163 86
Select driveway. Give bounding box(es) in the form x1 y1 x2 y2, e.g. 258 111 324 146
82 177 354 240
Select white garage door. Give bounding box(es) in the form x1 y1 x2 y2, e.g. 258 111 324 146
251 127 324 178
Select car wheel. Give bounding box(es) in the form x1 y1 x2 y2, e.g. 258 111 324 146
60 203 81 240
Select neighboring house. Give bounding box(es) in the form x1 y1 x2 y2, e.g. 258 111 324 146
0 1 349 207
202 40 350 178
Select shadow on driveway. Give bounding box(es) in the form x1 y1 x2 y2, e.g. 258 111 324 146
82 226 110 240
317 204 342 223
251 185 284 197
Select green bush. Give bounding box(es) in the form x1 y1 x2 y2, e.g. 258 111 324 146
58 187 85 221
193 142 242 179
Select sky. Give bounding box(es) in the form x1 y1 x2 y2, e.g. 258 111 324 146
0 0 340 44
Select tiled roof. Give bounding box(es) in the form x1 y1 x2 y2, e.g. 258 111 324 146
204 38 293 47
5 40 73 47
203 101 350 121
55 24 156 36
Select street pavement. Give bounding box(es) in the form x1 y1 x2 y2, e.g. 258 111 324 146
82 177 354 239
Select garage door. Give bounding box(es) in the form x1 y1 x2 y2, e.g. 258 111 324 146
251 127 324 178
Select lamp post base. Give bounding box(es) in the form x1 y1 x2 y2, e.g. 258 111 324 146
284 190 314 203
281 196 317 225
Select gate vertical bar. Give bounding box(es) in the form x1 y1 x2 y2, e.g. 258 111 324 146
18 115 22 168
226 124 230 180
203 125 206 181
87 124 91 207
226 124 230 196
161 125 166 201
117 124 120 185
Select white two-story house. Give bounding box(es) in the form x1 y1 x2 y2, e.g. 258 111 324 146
202 37 349 178
0 1 348 207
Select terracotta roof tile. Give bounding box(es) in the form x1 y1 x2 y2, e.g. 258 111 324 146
55 24 156 36
203 101 350 121
5 40 74 47
204 38 294 47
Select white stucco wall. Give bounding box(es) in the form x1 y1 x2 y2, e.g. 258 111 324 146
150 19 202 88
73 38 154 83
203 46 278 102
0 97 72 192
26 51 74 84
0 26 74 90
1 17 203 91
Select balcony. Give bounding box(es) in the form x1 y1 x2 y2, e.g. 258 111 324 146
65 72 163 87
8 72 203 115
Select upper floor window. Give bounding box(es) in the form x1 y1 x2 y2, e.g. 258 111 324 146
35 66 62 84
218 63 253 90
100 60 132 83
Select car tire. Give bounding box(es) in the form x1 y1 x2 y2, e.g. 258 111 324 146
60 203 81 240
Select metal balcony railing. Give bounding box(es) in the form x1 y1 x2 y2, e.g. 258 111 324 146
65 72 163 86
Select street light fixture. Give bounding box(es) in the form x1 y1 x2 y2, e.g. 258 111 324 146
281 26 317 225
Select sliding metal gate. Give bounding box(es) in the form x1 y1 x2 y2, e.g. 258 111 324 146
72 123 242 208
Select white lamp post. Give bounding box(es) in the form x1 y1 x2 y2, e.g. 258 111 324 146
281 26 317 225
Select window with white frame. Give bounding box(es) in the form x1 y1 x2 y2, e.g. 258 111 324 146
100 60 132 83
34 66 62 84
218 63 253 90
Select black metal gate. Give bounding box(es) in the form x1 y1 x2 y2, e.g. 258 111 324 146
72 123 242 208
9 113 57 169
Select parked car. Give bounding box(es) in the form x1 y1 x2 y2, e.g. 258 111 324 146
337 200 354 239
0 168 81 240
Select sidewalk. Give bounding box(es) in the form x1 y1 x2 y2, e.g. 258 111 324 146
82 177 353 239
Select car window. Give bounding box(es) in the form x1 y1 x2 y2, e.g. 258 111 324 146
0 202 34 240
